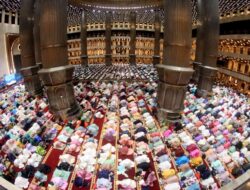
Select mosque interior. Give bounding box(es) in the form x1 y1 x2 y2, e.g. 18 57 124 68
0 0 249 190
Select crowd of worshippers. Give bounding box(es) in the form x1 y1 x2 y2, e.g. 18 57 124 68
73 64 158 81
0 81 249 190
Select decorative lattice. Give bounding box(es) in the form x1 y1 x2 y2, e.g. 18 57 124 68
0 0 249 26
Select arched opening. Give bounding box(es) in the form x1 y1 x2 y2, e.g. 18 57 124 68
229 60 234 70
245 64 249 74
241 83 245 90
237 63 241 72
11 37 21 73
6 34 20 74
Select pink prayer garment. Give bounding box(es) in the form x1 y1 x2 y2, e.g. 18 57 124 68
144 171 157 187
104 128 116 142
163 129 172 137
29 183 42 190
120 138 134 146
190 149 200 158
77 169 92 180
51 177 68 190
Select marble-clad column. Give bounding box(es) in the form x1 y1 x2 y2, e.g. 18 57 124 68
129 11 136 65
81 10 88 67
192 0 205 83
105 11 112 66
38 0 82 120
197 0 220 96
153 10 161 65
156 0 193 122
33 0 42 69
20 0 43 95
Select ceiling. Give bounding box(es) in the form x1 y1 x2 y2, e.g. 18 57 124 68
69 0 163 10
0 0 249 26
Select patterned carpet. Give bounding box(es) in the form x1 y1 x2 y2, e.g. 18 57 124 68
0 80 249 190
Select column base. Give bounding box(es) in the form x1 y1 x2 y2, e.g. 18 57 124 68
197 65 218 97
20 65 43 96
105 54 112 66
192 62 202 83
81 55 88 67
45 82 82 120
38 65 82 120
153 55 160 65
36 62 43 69
156 64 193 123
157 81 187 114
157 108 182 123
129 54 136 65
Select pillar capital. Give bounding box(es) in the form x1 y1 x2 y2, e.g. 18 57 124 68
38 65 74 85
156 64 193 85
20 65 40 76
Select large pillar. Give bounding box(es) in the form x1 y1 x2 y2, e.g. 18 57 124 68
105 11 112 66
153 10 161 65
192 0 205 82
129 11 136 65
197 0 219 96
20 0 43 95
33 0 42 69
81 10 88 67
38 0 82 120
156 0 193 122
